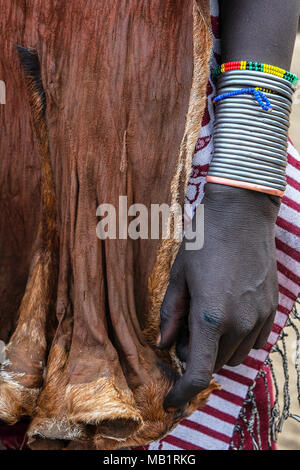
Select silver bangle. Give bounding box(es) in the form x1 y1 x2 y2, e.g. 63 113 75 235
213 123 288 141
208 166 286 184
215 102 290 120
214 117 288 135
216 87 293 109
213 129 288 148
207 170 286 191
211 160 285 183
208 69 295 192
213 134 287 152
214 115 288 132
211 155 286 173
213 151 286 168
218 70 296 91
214 131 288 153
213 140 288 158
217 77 293 100
218 74 294 95
214 110 289 128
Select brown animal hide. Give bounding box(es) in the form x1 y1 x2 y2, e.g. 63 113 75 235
0 0 216 449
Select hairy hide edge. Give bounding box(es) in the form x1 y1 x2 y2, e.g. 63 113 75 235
93 379 220 450
0 47 59 424
28 343 143 443
28 343 219 449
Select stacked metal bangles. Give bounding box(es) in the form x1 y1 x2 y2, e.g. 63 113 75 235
207 66 298 196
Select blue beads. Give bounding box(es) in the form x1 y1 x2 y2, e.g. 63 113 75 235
213 87 272 111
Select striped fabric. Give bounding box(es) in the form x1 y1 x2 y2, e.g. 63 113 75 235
146 0 300 450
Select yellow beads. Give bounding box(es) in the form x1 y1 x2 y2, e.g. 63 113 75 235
213 61 298 84
255 86 275 94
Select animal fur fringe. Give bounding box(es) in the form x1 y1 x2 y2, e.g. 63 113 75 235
0 365 39 425
28 343 142 443
0 47 59 424
93 379 220 450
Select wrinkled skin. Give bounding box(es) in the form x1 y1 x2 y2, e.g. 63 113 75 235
157 183 280 410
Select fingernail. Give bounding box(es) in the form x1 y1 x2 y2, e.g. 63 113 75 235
156 332 161 346
166 407 177 413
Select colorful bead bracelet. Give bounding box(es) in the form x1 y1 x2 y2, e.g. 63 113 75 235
213 87 272 111
213 61 298 85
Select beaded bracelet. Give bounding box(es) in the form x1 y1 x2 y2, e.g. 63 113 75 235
213 87 272 111
213 61 298 85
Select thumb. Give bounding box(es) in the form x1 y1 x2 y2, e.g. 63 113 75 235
157 269 189 350
163 305 221 410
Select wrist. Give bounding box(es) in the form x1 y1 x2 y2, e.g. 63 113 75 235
204 182 280 223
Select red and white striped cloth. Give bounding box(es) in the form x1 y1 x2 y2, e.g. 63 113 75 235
146 0 300 450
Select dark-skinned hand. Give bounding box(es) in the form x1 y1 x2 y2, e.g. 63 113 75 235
157 182 280 411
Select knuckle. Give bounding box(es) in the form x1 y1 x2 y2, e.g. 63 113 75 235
237 319 255 337
195 306 226 332
241 325 254 337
